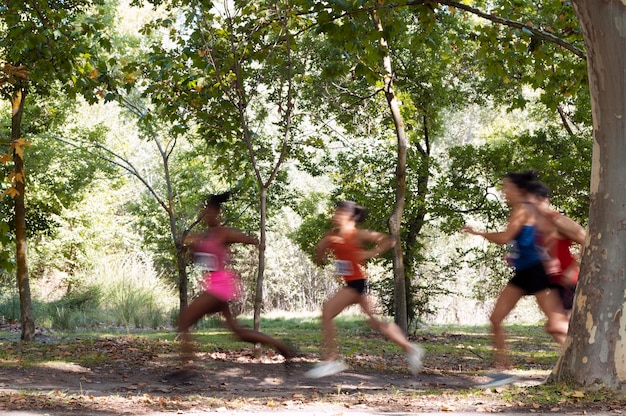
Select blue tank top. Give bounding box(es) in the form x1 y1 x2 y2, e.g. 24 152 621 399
509 225 541 270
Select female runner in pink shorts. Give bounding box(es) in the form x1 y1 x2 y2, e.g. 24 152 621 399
166 192 294 380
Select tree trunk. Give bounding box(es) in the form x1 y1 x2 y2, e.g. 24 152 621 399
253 187 267 353
549 0 626 388
176 244 188 313
253 187 267 330
371 8 409 333
158 137 189 311
403 140 431 320
11 88 34 341
387 93 409 334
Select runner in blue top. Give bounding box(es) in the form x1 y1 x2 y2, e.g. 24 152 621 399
462 170 568 377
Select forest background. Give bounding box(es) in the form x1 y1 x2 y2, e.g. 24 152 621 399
0 0 591 338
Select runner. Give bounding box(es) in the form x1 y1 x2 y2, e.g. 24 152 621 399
305 200 424 378
165 192 295 381
462 171 568 387
529 181 586 317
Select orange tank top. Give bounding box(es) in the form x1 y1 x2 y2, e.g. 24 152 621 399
329 229 365 281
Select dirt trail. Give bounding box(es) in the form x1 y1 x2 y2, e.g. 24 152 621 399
0 352 552 415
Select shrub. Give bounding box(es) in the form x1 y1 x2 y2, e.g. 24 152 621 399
95 253 177 329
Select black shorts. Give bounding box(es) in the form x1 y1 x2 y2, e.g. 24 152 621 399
548 273 576 310
509 262 551 295
558 284 577 310
346 279 367 294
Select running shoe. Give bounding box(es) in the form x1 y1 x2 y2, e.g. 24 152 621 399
406 343 425 375
304 359 348 378
479 372 518 388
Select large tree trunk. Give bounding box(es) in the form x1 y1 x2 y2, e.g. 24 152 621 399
11 88 34 341
371 8 409 333
549 0 626 388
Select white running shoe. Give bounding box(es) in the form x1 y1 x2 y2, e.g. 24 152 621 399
406 343 425 375
479 372 518 388
304 359 349 378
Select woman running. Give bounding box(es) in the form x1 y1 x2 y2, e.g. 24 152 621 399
529 181 586 317
166 192 294 380
305 200 424 379
462 171 568 382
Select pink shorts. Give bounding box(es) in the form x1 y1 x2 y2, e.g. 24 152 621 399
203 270 240 302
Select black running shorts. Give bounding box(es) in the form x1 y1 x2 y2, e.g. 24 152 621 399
509 262 551 295
346 279 367 294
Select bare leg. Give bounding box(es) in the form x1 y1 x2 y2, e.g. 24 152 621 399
221 305 295 358
320 287 361 361
177 292 224 365
535 288 568 345
489 284 524 369
359 295 411 352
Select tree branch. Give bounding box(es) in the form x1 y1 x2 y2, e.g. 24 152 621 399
45 134 169 214
557 104 577 137
428 0 586 60
293 0 586 61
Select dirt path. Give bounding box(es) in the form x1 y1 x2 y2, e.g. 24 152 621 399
1 332 620 415
0 351 553 415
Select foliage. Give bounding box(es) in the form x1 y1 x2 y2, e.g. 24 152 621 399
0 97 117 275
469 0 588 118
0 0 114 102
431 119 591 298
0 0 597 341
44 286 102 330
0 252 177 331
288 0 587 325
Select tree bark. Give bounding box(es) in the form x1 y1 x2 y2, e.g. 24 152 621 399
403 118 431 318
156 136 189 311
176 244 188 313
549 0 626 388
371 8 409 333
253 187 268 344
11 88 34 341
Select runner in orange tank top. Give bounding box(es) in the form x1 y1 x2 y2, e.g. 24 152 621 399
304 201 425 379
328 228 365 281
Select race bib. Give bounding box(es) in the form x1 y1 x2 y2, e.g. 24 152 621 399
335 260 354 276
194 253 218 272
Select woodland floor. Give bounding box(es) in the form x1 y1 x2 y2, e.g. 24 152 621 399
0 325 624 415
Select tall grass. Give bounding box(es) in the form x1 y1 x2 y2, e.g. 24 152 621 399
43 286 102 330
0 276 50 328
30 253 178 331
94 253 178 330
0 282 21 323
